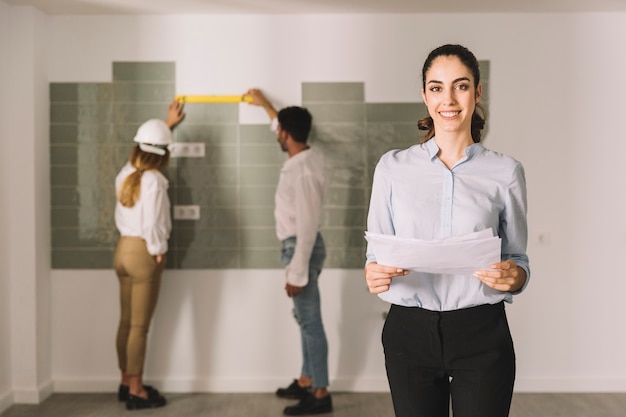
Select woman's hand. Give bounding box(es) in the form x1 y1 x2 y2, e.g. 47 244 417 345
364 262 409 294
166 99 186 129
473 260 527 292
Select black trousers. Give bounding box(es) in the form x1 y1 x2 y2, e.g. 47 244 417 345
382 302 515 417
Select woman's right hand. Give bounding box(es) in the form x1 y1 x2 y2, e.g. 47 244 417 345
364 262 409 294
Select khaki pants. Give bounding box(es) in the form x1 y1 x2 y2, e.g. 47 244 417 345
113 236 165 375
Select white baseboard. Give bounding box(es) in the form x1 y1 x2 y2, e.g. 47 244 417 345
54 378 119 393
52 376 626 394
13 380 53 404
0 390 13 414
514 376 626 393
53 377 390 393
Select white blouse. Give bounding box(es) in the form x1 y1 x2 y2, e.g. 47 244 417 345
114 162 172 256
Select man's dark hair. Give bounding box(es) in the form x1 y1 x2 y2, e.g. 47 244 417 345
277 106 312 143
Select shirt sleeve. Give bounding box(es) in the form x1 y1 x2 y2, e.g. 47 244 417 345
270 117 279 133
285 172 325 286
365 153 395 265
141 174 172 256
500 161 531 294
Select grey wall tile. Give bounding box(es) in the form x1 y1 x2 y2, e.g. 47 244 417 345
240 124 275 144
302 82 364 102
240 228 279 248
50 103 113 124
52 249 114 269
50 124 115 145
240 248 282 268
112 62 175 81
239 166 280 186
305 103 366 123
325 247 366 268
113 82 175 102
171 227 239 249
240 144 285 165
322 228 367 248
50 83 112 102
181 103 239 124
52 228 117 248
479 60 490 78
173 186 239 207
322 208 366 228
177 164 238 187
176 124 238 145
366 103 424 123
113 103 174 124
239 185 275 207
239 207 275 228
325 186 368 207
173 207 239 230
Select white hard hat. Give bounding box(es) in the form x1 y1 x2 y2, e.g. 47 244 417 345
133 119 173 156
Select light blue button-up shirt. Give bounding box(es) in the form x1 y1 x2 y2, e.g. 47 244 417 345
366 139 530 311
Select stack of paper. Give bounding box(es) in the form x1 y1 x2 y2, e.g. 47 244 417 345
365 229 501 275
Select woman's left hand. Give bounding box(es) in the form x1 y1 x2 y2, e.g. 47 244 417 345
473 260 526 292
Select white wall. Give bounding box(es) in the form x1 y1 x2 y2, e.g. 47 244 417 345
4 8 626 399
3 4 53 406
0 3 14 413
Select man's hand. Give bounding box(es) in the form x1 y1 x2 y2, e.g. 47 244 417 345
246 88 278 120
285 282 303 298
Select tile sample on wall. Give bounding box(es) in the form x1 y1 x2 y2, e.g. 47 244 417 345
50 61 489 270
303 82 368 268
50 82 117 268
50 62 176 268
169 102 244 268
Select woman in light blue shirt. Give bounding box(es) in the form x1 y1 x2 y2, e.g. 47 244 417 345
364 44 529 417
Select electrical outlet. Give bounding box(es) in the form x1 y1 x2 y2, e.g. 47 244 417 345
169 142 205 158
173 205 200 220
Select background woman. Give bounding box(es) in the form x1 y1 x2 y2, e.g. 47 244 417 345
364 44 530 417
114 100 184 411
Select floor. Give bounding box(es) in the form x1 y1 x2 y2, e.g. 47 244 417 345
2 392 626 416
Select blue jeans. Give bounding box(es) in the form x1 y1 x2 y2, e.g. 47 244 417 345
281 233 329 388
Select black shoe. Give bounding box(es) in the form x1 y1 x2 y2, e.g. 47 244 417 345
283 392 332 415
125 389 167 410
118 385 128 402
276 379 311 399
117 384 159 402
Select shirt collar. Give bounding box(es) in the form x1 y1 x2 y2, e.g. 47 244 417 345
425 138 484 161
283 147 311 168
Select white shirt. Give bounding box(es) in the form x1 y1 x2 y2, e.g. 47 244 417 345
275 148 328 286
115 162 172 256
366 139 530 311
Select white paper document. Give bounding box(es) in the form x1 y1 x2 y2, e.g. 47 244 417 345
365 229 501 275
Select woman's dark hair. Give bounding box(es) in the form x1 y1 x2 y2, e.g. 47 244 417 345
417 44 487 143
277 106 312 143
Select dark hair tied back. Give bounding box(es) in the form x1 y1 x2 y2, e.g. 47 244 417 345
418 44 487 144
